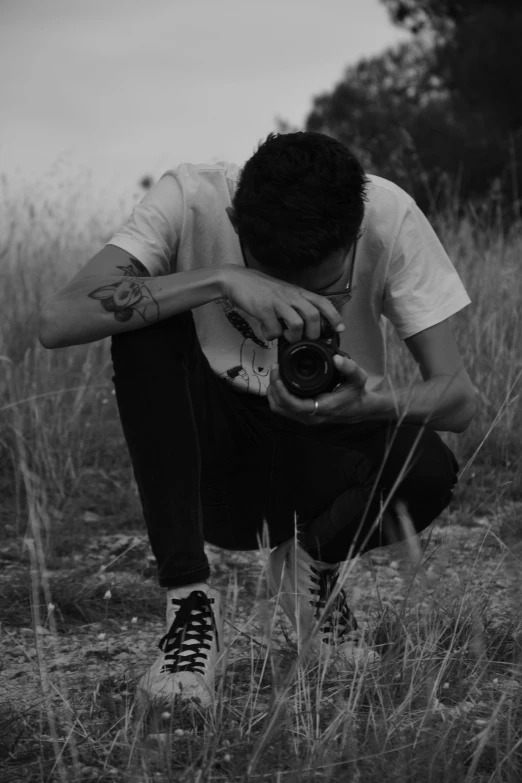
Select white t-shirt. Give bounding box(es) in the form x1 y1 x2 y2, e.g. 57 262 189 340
106 161 471 396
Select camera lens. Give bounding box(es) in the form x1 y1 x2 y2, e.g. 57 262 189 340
295 355 318 378
283 344 331 395
277 318 340 398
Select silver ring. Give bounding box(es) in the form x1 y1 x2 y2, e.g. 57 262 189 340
308 399 319 416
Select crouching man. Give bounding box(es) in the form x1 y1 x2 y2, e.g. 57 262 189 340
38 131 476 708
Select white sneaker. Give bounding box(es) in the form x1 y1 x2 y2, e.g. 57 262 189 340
267 539 379 667
137 583 223 710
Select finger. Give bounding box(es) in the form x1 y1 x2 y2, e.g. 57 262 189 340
275 377 317 416
268 383 303 423
274 305 304 344
270 363 288 402
269 379 285 411
334 354 367 386
267 384 280 413
301 289 344 334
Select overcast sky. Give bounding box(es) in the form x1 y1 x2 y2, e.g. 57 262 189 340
0 0 409 200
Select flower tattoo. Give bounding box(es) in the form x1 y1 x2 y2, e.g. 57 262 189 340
87 260 160 322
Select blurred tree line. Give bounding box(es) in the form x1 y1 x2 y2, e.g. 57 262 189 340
276 0 522 220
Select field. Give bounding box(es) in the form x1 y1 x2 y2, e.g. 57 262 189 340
0 165 522 782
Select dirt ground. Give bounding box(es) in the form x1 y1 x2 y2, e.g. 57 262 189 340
2 502 522 714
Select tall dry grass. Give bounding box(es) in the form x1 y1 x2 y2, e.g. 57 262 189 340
1 164 520 529
385 204 522 505
1 164 522 782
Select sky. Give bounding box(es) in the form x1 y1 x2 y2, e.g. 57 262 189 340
0 0 410 201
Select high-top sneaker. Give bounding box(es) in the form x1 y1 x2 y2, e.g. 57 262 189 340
137 583 223 709
266 539 379 666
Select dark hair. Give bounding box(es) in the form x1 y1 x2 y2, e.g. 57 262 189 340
232 131 368 271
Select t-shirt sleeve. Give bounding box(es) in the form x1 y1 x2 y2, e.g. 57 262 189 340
105 172 182 276
382 201 471 340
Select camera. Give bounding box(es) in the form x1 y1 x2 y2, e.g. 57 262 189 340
277 315 350 399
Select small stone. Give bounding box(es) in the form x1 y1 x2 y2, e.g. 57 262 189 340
83 511 101 523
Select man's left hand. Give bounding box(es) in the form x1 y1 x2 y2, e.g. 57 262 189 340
267 355 374 425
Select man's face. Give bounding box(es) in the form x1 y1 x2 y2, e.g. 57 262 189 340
226 207 352 295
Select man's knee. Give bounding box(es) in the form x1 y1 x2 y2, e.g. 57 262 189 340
391 424 456 476
397 427 460 515
417 427 458 486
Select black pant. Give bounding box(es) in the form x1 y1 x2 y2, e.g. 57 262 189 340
110 311 460 588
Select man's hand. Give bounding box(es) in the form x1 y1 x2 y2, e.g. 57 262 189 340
267 354 373 425
267 318 477 433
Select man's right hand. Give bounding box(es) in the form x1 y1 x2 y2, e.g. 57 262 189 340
219 264 345 343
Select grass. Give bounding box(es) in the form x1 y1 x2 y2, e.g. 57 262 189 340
0 162 522 781
2 540 522 783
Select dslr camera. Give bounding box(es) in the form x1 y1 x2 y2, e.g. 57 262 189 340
277 315 350 399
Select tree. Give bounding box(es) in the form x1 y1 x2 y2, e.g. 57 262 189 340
274 1 522 215
300 38 503 211
274 1 522 214
379 0 521 38
439 8 522 134
379 0 522 213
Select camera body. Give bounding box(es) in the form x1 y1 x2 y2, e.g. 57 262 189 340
277 316 350 399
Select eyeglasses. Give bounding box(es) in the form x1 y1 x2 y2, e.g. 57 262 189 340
238 235 357 305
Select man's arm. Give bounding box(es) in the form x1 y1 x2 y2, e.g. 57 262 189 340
38 245 224 349
361 319 477 433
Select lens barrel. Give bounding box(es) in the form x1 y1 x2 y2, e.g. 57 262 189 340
277 317 341 398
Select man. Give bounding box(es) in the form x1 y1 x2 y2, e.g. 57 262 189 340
38 131 476 709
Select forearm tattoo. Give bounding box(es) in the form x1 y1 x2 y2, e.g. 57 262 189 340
87 258 160 323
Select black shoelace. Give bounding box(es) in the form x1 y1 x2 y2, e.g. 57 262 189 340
159 590 219 675
308 566 359 644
